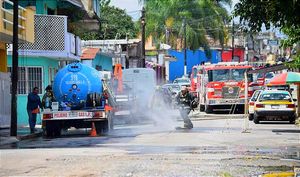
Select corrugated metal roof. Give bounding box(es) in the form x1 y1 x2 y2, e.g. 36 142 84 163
81 48 100 60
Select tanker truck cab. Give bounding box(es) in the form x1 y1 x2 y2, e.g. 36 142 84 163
41 63 114 137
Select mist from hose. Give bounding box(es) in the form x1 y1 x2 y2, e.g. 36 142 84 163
112 68 180 134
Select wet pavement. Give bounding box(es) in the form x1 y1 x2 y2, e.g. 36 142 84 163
0 117 299 176
0 125 42 146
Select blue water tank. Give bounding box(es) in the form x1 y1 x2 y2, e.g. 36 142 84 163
53 62 103 106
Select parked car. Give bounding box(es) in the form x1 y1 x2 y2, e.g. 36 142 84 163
253 90 296 124
248 90 262 121
162 84 181 96
255 72 275 85
173 78 191 88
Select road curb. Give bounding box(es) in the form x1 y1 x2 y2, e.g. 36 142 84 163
0 137 19 146
17 132 43 141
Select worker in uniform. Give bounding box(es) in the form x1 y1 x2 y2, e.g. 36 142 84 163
176 87 194 129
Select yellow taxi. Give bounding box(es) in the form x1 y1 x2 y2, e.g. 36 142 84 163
253 90 296 124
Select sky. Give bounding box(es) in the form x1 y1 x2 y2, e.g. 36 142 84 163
110 0 143 20
110 0 240 21
109 0 284 37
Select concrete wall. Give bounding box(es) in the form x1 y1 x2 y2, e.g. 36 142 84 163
7 56 59 126
0 72 11 128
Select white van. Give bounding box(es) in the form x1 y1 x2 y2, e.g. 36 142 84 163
122 68 156 108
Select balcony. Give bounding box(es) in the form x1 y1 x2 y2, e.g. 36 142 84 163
17 15 81 61
0 0 35 43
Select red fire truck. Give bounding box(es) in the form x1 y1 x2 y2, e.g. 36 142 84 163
193 62 254 113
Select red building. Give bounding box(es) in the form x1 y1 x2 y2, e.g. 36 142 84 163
221 48 245 62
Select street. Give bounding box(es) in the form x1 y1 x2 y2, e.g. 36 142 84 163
1 113 299 177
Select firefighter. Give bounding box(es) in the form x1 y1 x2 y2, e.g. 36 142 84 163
176 87 194 129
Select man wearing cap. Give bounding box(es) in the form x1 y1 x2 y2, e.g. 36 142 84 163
176 87 194 129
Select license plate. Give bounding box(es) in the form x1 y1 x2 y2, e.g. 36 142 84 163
53 112 93 119
271 105 279 109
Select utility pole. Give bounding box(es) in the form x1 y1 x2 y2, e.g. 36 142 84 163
232 20 235 62
141 7 146 68
242 71 250 133
10 0 19 136
183 19 187 76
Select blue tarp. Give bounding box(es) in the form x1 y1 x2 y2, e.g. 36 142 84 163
168 49 221 82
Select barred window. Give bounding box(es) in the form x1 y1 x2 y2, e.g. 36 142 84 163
7 67 43 94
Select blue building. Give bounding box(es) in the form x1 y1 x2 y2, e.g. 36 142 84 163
167 49 221 82
6 0 100 126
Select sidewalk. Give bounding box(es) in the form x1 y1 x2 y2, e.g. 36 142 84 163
0 125 43 146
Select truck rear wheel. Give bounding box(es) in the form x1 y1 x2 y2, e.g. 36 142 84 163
95 121 109 134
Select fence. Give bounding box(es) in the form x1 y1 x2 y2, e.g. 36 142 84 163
0 72 11 128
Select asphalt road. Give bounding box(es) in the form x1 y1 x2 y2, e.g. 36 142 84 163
0 114 299 177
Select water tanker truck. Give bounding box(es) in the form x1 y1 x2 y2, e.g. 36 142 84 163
42 62 113 137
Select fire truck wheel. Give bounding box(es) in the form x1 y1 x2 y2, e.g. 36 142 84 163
199 105 205 112
205 105 212 114
253 113 260 124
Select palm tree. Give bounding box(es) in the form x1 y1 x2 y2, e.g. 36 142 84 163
140 0 232 51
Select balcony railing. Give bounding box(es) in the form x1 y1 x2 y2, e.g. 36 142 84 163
0 0 35 43
17 15 81 61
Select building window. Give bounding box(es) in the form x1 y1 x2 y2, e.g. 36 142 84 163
8 67 43 94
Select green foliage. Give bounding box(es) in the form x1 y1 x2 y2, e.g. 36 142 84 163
81 32 101 41
234 0 300 32
70 0 137 40
281 26 300 49
286 55 300 69
234 0 300 69
99 4 138 39
142 0 231 50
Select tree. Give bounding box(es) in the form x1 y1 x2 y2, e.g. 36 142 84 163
234 0 300 32
99 1 138 39
70 0 138 40
141 0 232 51
234 0 300 68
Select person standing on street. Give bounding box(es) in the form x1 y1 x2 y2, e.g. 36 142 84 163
27 87 42 133
176 87 194 129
